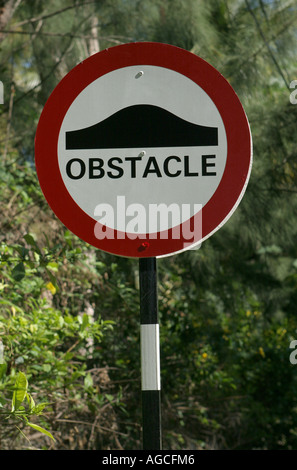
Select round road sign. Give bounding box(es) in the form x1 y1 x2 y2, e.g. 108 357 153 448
35 42 252 258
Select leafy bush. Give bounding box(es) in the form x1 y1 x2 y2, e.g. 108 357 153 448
0 227 120 449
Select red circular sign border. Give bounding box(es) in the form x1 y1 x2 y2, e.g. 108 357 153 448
35 42 252 258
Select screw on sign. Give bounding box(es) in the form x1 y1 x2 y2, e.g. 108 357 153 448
35 42 252 450
35 42 252 260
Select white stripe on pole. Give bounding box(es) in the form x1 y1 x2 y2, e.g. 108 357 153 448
141 324 161 391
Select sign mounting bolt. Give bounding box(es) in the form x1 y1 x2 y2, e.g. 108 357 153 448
135 71 144 79
138 242 150 252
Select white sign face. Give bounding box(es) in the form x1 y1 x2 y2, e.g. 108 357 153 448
57 65 227 234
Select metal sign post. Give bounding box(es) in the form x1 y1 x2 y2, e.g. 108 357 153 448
139 257 162 450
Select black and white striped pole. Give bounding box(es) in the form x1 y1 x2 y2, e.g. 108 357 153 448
139 257 162 450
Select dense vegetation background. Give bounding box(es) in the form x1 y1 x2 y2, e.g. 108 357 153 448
1 0 297 450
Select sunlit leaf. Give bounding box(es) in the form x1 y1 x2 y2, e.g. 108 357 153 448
46 282 56 295
27 422 55 441
12 372 28 412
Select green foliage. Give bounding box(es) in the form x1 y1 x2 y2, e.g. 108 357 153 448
0 163 120 448
0 222 117 448
7 371 55 441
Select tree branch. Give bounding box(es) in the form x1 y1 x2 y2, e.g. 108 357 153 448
10 1 97 28
0 0 22 41
245 0 290 90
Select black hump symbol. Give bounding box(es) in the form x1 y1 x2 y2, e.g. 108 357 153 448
65 104 218 149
